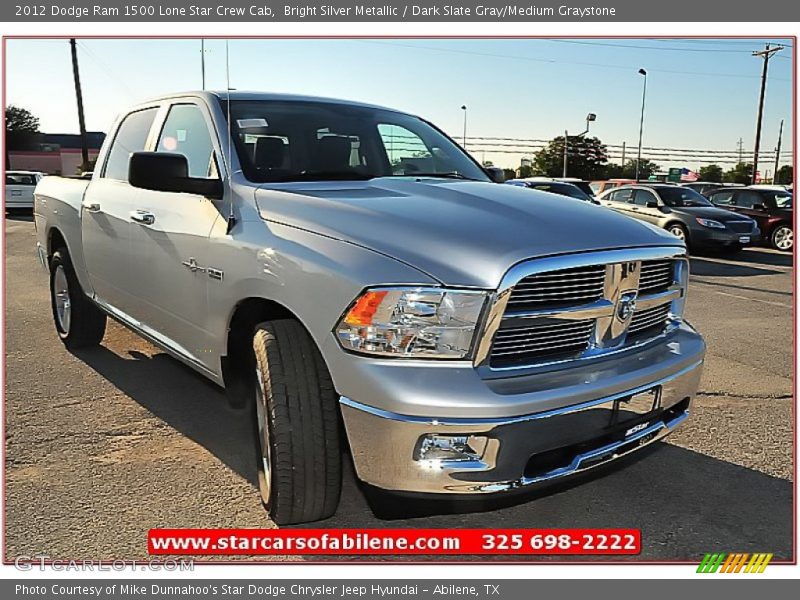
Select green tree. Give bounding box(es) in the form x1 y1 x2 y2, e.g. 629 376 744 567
698 164 723 182
517 164 534 178
533 135 608 180
775 165 793 185
5 105 40 150
723 162 754 184
603 159 660 180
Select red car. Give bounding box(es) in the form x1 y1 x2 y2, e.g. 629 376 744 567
707 186 793 252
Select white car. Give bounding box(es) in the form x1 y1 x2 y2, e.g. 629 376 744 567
5 170 45 210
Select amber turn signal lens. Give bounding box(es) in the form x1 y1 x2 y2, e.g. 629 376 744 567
343 291 388 326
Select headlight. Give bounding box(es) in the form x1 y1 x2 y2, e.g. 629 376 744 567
335 287 487 359
696 218 726 229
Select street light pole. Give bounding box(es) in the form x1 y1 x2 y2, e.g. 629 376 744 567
563 113 596 178
460 105 467 149
635 68 647 182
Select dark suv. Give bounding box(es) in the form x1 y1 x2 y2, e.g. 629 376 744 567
707 186 793 251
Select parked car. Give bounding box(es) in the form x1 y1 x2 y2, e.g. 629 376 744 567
5 170 45 211
707 186 793 251
598 184 759 253
505 178 596 202
34 91 705 524
681 181 743 197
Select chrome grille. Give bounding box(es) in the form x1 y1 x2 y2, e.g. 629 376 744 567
638 260 674 295
506 265 606 311
480 249 686 370
490 319 594 367
628 304 671 337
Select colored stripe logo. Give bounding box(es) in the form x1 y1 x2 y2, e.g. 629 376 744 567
697 553 773 573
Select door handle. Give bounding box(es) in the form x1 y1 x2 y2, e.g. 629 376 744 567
130 210 156 226
82 200 101 213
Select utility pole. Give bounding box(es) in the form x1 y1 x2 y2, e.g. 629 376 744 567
621 141 626 170
752 43 784 184
773 119 784 184
563 130 569 177
736 137 744 164
69 38 90 172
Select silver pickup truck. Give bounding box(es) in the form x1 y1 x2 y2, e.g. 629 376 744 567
34 91 705 524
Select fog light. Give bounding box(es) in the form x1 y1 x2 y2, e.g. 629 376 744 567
416 434 487 463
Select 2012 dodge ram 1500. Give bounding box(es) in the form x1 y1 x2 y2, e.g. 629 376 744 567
34 91 705 524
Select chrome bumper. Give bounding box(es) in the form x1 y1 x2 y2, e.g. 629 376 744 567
341 357 703 494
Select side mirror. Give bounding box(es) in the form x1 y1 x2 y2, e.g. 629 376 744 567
753 203 766 211
485 166 505 183
128 152 223 199
646 201 659 208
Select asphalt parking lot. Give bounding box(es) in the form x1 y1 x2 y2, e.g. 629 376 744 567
3 214 794 562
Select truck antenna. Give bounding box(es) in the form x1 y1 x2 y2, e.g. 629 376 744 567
225 39 236 235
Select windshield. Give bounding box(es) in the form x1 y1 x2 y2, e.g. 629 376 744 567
774 192 793 209
225 100 489 184
657 186 713 207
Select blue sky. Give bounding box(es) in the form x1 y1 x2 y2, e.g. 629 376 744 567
4 38 794 173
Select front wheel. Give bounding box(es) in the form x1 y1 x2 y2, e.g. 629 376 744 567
771 225 793 252
49 248 106 349
667 223 689 247
252 319 341 524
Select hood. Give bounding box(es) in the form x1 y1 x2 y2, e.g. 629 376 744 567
255 178 682 288
669 205 754 222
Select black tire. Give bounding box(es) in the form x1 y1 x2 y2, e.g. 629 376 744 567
252 319 341 524
666 223 690 248
770 224 793 252
49 248 106 349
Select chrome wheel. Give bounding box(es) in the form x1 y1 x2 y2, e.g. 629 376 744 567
53 264 71 335
773 226 793 251
254 365 272 505
668 225 687 241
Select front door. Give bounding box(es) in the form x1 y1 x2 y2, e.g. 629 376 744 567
127 101 226 372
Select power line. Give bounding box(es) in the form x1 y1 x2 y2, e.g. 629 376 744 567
355 41 791 82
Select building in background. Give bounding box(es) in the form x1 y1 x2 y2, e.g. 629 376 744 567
8 132 105 175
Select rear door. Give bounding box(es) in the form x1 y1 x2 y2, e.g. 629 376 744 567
81 106 159 314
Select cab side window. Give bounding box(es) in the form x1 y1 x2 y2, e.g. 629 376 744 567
157 104 217 179
102 108 158 181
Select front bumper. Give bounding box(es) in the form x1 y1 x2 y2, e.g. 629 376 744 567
692 225 760 247
341 329 704 495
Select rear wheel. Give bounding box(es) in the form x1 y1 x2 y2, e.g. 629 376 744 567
252 319 341 524
49 248 106 349
771 225 793 252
